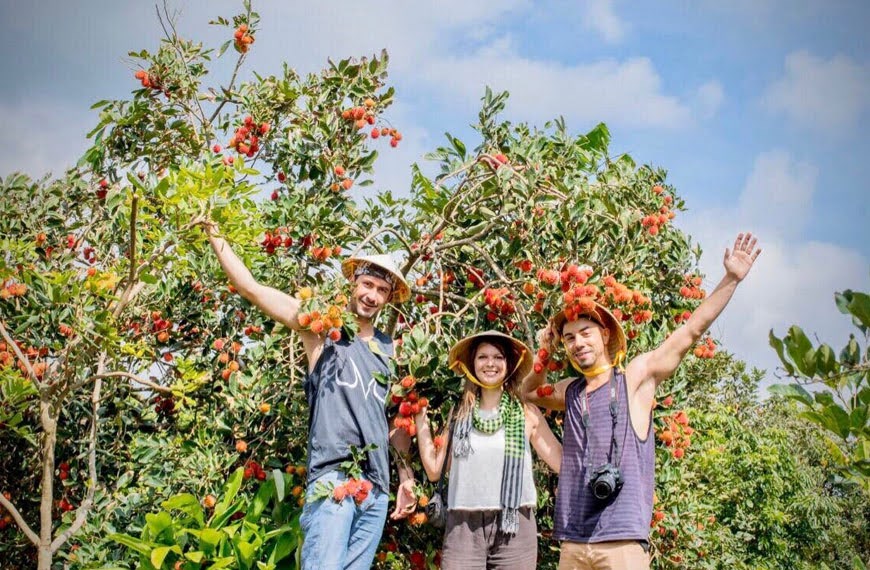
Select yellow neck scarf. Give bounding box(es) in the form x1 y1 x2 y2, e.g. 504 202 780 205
565 349 626 377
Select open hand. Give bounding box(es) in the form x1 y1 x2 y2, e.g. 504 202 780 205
723 232 761 282
390 479 417 520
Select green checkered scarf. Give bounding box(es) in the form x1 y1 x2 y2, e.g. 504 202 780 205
453 391 526 534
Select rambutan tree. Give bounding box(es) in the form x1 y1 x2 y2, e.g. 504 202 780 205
0 3 865 570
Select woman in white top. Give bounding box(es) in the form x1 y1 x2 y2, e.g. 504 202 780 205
415 331 562 570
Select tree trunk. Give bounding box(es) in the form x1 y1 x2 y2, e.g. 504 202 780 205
37 398 57 570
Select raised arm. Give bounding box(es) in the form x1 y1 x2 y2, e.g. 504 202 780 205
522 324 569 411
627 233 761 395
525 404 562 473
203 222 323 365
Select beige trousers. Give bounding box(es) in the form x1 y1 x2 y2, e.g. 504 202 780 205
558 540 650 570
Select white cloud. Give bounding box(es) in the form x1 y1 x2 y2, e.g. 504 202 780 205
762 50 870 133
735 150 817 238
694 80 725 119
679 150 869 386
421 47 692 129
583 0 627 43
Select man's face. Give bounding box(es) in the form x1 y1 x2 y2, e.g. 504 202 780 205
349 274 393 320
561 317 610 369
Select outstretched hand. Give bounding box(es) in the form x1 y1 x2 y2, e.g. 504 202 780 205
390 479 417 520
723 232 761 282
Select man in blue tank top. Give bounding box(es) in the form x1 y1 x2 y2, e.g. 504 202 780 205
205 222 417 570
524 233 761 569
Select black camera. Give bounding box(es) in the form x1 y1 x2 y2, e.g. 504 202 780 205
588 463 623 500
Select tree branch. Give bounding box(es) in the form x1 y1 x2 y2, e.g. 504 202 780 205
50 354 105 552
0 493 40 546
0 320 43 391
71 371 173 394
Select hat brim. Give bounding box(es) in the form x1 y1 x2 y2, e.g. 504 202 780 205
551 302 627 361
448 330 533 384
342 257 411 304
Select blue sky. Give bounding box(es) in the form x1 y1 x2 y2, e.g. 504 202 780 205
1 0 867 382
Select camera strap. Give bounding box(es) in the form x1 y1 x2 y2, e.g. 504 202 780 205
578 370 622 468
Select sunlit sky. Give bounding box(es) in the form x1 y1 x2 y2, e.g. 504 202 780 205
1 0 868 384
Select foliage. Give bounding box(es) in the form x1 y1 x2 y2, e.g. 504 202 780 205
770 288 870 489
109 468 303 570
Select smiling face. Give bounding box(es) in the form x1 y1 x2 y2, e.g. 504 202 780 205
561 316 611 370
349 274 393 320
472 341 508 388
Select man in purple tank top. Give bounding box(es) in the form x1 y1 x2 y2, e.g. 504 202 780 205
524 233 761 569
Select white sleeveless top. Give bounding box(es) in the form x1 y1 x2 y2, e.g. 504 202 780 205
447 408 537 510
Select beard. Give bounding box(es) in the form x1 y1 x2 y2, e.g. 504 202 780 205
349 297 379 321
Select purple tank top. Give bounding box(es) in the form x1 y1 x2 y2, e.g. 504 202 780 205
554 370 655 543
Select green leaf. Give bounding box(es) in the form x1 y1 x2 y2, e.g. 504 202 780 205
839 290 870 329
151 545 181 568
825 405 853 439
815 344 838 376
145 511 173 539
784 326 815 377
215 468 244 519
272 469 285 502
268 531 299 564
162 493 205 528
769 331 795 375
841 335 861 366
246 479 275 522
198 527 224 553
108 533 153 555
235 540 257 568
768 384 813 406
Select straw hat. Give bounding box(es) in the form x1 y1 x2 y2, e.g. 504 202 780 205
448 330 533 385
551 301 627 363
341 254 411 304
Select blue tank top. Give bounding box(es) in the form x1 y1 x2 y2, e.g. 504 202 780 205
554 370 655 543
304 330 393 492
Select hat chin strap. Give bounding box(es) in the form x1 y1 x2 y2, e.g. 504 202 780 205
453 350 526 390
566 349 626 377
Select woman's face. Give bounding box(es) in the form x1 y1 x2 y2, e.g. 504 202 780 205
473 342 507 388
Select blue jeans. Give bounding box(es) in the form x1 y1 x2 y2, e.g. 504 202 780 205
300 471 388 570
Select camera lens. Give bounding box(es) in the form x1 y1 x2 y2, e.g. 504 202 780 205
592 477 613 499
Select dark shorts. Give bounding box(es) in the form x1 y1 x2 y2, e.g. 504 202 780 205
441 507 537 570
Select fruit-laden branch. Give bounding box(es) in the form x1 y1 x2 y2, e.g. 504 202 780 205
0 320 43 392
471 243 534 347
50 354 105 553
0 492 39 545
206 30 249 127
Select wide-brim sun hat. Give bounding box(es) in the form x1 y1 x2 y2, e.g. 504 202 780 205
448 330 533 385
551 301 627 363
341 253 411 304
